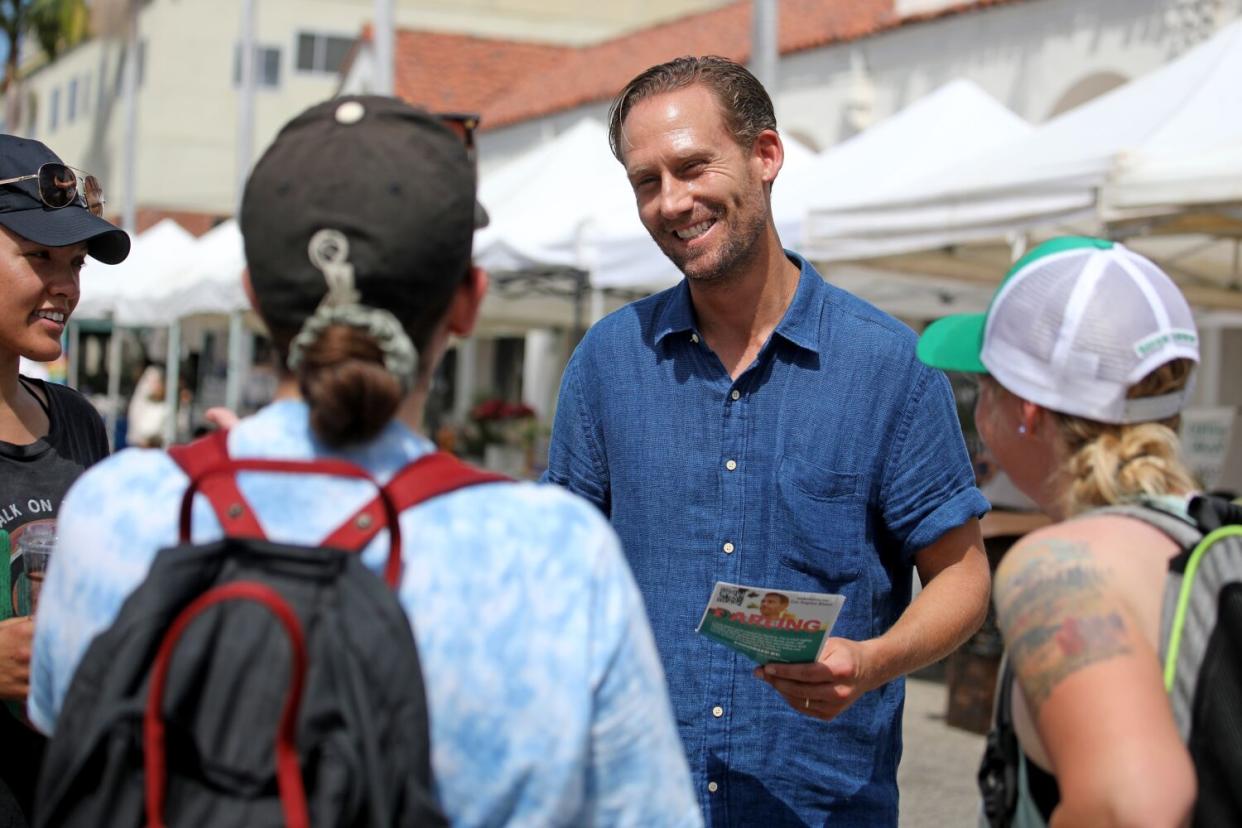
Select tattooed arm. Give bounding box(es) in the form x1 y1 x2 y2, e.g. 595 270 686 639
993 525 1195 828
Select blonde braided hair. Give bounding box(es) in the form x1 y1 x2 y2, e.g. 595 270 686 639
1050 359 1199 516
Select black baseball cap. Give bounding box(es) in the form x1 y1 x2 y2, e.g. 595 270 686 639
240 95 481 347
0 135 130 264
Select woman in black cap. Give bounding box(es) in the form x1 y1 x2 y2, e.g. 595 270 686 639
0 134 128 826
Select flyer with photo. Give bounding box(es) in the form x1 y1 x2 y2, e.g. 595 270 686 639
696 582 846 664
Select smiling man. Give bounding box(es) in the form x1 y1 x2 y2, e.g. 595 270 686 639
543 57 993 826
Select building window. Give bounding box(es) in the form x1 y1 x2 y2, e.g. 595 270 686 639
233 44 281 88
81 73 90 115
67 77 78 122
49 87 60 131
295 32 354 74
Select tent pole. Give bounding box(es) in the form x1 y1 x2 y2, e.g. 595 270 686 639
1008 232 1029 263
452 337 478 424
572 270 586 342
589 285 606 325
164 320 181 447
225 309 246 413
105 321 123 450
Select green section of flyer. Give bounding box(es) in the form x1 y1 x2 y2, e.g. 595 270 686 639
695 581 846 665
699 612 825 663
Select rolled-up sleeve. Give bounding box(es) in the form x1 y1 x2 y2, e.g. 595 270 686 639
879 364 990 559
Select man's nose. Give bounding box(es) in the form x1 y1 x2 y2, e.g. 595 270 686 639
658 176 693 220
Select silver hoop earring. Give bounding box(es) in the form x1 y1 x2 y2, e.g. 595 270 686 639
1017 424 1027 435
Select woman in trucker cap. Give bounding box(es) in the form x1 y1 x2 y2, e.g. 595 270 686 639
918 236 1200 826
0 134 128 825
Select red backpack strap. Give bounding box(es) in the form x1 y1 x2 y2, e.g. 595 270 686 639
167 430 266 540
322 452 508 552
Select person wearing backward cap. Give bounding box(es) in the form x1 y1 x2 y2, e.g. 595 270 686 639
28 96 701 826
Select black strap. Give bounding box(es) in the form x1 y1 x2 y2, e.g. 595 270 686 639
18 375 50 418
978 658 1019 827
1187 494 1242 535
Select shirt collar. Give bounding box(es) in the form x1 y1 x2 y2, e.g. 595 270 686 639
653 252 825 354
773 251 825 355
653 278 698 345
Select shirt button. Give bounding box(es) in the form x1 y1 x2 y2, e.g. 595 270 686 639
691 333 700 343
731 390 740 400
712 705 724 718
725 459 737 471
708 781 719 793
723 542 735 554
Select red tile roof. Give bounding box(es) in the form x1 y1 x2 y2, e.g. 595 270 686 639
377 0 1027 129
388 29 571 115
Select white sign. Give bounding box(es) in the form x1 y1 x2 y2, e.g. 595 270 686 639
1180 407 1242 494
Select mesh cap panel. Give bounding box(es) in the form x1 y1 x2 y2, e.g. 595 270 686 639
980 242 1199 424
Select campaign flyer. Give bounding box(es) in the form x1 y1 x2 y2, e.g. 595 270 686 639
696 581 845 664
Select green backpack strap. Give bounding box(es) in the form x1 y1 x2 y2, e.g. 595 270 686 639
1087 503 1204 732
1159 496 1242 742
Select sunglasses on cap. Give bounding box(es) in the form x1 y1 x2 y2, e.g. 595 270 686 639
0 162 105 217
436 112 479 162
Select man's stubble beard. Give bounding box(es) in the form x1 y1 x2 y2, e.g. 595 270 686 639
658 187 770 286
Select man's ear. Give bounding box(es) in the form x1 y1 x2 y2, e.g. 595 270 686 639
445 265 488 337
752 128 784 186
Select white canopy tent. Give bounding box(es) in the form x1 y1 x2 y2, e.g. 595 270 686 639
785 78 1032 317
76 218 199 322
1105 142 1242 217
126 219 249 326
73 218 201 446
793 79 1032 248
801 20 1242 310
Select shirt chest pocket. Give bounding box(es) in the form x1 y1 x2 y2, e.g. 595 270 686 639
775 455 869 586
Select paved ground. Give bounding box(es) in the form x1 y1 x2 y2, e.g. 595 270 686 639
898 676 986 827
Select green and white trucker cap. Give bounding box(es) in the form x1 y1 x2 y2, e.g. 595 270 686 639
917 236 1199 424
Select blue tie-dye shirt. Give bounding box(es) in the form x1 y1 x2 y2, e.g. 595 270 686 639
30 400 702 828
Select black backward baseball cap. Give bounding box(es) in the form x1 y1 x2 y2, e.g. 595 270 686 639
240 95 481 346
0 135 130 264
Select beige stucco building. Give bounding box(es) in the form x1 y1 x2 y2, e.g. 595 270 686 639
9 0 732 233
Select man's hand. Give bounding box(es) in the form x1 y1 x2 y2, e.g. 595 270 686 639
753 637 874 721
0 616 34 701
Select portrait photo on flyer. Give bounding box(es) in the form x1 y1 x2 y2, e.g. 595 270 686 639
696 581 845 664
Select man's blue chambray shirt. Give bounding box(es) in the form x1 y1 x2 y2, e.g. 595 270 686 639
545 252 990 827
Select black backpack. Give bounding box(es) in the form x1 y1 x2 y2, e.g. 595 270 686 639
36 430 504 828
979 494 1242 827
